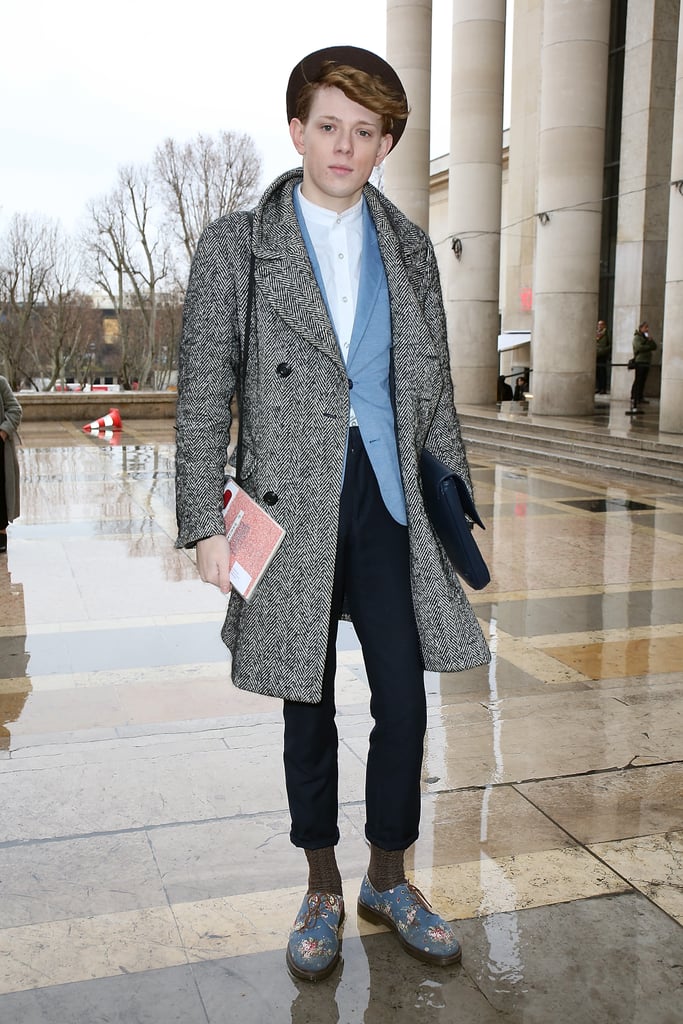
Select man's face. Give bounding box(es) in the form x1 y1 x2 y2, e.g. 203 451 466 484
289 86 393 212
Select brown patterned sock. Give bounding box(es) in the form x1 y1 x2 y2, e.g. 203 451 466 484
367 846 407 892
305 847 343 896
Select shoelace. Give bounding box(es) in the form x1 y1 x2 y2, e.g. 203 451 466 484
404 882 434 913
299 893 341 929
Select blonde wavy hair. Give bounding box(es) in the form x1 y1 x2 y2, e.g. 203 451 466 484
295 61 409 139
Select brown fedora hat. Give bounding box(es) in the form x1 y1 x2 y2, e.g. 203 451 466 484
286 45 408 148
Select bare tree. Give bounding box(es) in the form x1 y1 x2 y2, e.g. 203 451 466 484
31 226 95 390
154 131 262 267
84 164 171 388
0 214 52 387
0 215 100 390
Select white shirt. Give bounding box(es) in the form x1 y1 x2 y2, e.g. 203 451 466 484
296 188 363 367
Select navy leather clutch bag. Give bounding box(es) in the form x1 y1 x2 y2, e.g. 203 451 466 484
420 448 490 590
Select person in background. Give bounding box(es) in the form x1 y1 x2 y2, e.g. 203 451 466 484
175 45 490 982
630 321 657 412
513 376 527 401
595 319 611 394
497 374 513 402
0 376 22 554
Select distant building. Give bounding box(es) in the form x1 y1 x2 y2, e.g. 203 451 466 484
388 0 683 432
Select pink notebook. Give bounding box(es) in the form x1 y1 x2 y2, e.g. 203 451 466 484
222 479 285 601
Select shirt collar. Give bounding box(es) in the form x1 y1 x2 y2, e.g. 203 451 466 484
296 185 364 229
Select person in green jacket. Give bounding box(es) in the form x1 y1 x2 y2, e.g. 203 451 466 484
630 321 657 411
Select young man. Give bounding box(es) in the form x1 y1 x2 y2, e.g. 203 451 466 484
175 46 490 982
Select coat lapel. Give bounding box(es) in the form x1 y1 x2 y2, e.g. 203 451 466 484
251 174 343 371
363 188 442 425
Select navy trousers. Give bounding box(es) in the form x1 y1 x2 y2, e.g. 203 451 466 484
283 427 427 852
631 363 650 406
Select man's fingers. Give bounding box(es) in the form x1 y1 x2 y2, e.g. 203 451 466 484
196 535 232 594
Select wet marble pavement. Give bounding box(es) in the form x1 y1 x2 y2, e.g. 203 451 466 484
0 419 681 1023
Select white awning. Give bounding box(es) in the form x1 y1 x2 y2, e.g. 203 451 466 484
498 331 531 352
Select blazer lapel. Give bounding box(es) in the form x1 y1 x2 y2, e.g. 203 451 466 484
346 205 383 369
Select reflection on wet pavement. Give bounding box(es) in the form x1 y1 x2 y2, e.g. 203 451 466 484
0 419 681 1022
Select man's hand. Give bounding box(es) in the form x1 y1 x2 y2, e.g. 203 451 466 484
196 535 232 595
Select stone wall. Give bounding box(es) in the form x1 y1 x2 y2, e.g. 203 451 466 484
18 392 177 422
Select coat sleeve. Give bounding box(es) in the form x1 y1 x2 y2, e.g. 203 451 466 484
420 243 475 496
175 217 245 549
0 378 22 436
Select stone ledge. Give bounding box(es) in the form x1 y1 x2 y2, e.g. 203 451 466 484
17 392 177 421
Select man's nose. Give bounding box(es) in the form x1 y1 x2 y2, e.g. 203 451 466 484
335 130 353 153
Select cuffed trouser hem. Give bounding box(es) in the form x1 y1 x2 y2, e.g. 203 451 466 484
289 831 341 851
364 832 418 853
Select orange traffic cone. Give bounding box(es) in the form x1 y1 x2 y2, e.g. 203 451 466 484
83 408 122 432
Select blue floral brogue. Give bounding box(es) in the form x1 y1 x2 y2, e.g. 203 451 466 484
357 875 462 966
286 892 345 981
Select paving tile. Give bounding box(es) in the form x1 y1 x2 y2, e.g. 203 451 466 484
516 764 683 843
422 849 629 920
410 785 587 866
148 812 367 903
0 965 208 1023
475 587 683 637
0 906 185 995
0 742 291 841
0 832 165 928
0 620 228 680
479 514 683 593
408 688 682 789
545 634 683 679
0 734 367 842
456 892 683 1024
194 938 504 1023
589 830 683 924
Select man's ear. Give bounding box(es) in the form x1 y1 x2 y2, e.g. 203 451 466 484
289 118 306 156
375 134 393 166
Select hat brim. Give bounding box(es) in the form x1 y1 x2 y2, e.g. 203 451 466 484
286 45 408 148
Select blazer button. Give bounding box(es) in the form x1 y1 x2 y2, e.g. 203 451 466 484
276 362 292 378
262 491 278 506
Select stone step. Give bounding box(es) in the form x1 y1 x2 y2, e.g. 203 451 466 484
458 414 683 487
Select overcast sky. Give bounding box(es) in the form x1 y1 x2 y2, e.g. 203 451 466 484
1 0 503 234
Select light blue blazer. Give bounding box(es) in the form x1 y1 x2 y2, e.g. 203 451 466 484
294 193 407 524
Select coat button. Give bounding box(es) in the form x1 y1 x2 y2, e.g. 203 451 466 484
276 362 292 378
262 491 278 506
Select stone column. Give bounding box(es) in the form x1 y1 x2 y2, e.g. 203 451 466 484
610 0 679 405
658 9 683 434
385 0 432 231
500 0 543 379
445 0 506 405
530 0 610 416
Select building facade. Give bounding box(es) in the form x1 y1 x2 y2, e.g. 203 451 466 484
386 0 683 433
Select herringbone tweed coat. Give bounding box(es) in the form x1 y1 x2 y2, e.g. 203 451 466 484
175 168 490 703
0 376 22 523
